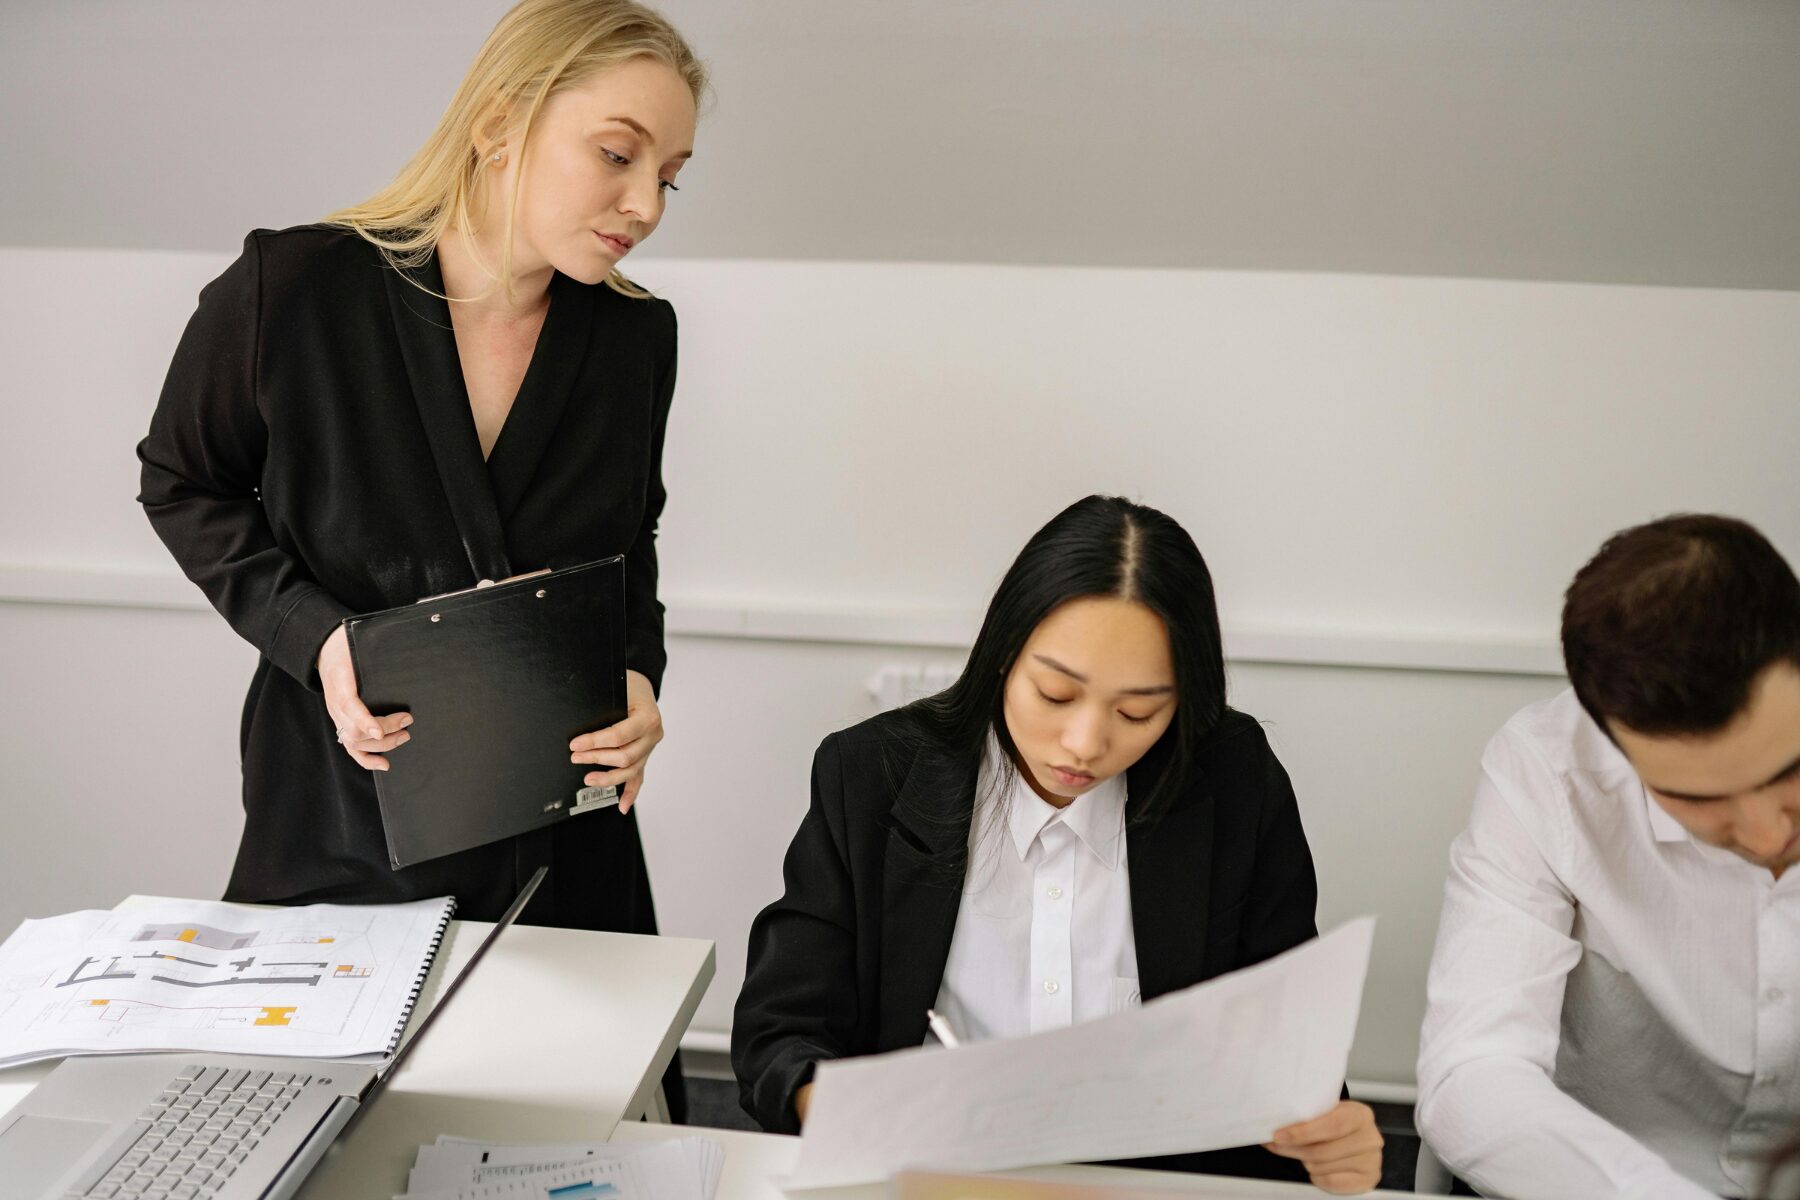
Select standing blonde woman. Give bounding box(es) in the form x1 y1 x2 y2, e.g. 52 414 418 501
137 0 704 1110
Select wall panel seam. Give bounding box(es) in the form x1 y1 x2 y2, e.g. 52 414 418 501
1 563 1565 678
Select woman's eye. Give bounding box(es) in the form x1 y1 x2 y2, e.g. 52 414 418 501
601 148 629 166
658 179 681 192
1119 711 1155 725
1035 688 1073 706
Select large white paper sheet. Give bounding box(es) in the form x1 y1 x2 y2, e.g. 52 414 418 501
0 897 452 1067
787 916 1376 1189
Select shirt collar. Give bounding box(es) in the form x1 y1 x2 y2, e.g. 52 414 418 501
1643 783 1693 844
982 731 1127 870
1579 700 1690 846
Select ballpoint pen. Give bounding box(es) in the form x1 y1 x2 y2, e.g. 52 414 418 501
925 1007 962 1048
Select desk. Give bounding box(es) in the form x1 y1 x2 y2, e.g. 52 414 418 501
607 1124 1417 1200
0 898 715 1199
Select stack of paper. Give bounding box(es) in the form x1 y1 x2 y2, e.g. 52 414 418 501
0 897 453 1068
398 1134 724 1199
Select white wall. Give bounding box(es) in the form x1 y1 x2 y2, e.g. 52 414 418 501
2 246 1797 1093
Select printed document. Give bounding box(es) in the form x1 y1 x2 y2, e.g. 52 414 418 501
788 916 1375 1189
399 1134 723 1199
0 896 452 1067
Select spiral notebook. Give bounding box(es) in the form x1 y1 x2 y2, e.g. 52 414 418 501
0 894 455 1068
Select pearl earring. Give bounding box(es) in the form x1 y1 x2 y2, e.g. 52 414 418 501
490 150 504 164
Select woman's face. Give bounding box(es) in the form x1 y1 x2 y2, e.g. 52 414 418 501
1002 596 1179 807
500 56 696 284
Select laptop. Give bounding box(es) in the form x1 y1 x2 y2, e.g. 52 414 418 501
0 867 546 1200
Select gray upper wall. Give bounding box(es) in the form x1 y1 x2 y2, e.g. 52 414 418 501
5 0 1798 290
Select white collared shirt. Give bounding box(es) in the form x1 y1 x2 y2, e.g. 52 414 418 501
1417 688 1800 1200
931 733 1139 1044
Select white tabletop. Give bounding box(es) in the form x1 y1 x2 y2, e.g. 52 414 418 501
608 1123 1417 1200
0 897 715 1200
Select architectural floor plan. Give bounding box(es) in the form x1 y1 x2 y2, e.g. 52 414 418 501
0 895 452 1067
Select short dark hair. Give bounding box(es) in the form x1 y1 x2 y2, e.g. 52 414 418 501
902 495 1226 828
1562 514 1800 737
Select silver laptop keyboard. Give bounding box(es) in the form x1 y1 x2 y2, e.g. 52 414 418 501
78 1064 313 1199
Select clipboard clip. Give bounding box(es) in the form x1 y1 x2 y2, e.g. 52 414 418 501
414 567 554 605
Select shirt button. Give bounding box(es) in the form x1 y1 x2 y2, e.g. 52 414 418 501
1766 987 1786 1003
1046 886 1064 900
1042 979 1059 995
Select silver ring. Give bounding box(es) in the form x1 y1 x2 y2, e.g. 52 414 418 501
335 725 354 744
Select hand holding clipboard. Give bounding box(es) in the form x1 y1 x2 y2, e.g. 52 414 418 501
341 555 637 869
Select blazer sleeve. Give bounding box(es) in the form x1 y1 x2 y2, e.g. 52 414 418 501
622 299 675 695
732 733 863 1134
1237 733 1321 967
137 232 351 690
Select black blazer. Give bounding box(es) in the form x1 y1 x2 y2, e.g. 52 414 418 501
137 226 676 930
732 707 1321 1182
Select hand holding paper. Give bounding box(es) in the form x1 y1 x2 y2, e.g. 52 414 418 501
787 917 1376 1189
1266 1099 1386 1194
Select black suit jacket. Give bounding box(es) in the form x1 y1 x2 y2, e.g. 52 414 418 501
732 707 1322 1182
137 226 675 930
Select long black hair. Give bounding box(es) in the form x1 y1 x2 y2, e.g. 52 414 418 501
898 495 1227 832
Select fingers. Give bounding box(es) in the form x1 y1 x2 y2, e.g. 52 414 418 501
341 721 412 754
1262 1140 1382 1194
1262 1139 1383 1170
1310 1166 1380 1195
584 762 644 811
1272 1100 1372 1147
570 731 657 769
345 747 392 772
1265 1131 1384 1167
330 710 413 772
1264 1102 1383 1195
571 684 664 812
569 706 663 754
370 712 412 735
618 772 642 815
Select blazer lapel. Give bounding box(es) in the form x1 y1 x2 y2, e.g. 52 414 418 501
1126 738 1216 1000
485 270 594 525
876 744 973 1050
382 253 512 582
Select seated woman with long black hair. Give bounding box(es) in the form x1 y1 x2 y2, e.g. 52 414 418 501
731 495 1383 1194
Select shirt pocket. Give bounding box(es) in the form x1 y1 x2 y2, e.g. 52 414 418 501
1110 975 1142 1014
966 882 1029 920
962 852 1029 919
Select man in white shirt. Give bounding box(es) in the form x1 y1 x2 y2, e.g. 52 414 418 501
1417 514 1800 1200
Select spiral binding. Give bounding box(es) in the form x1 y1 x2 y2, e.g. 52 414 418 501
386 896 458 1056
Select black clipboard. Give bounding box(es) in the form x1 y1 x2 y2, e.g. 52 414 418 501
344 555 628 869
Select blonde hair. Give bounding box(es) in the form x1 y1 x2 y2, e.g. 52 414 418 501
322 0 705 301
